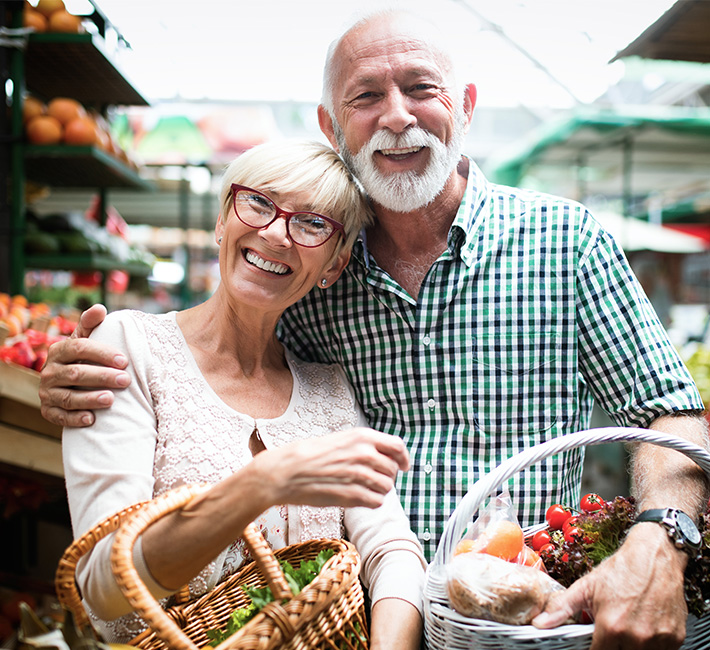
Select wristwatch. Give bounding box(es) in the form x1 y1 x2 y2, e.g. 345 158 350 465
635 508 702 554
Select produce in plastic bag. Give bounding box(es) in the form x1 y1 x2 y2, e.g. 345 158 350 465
446 552 566 625
454 492 543 569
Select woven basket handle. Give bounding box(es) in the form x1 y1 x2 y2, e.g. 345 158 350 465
433 426 710 567
110 484 294 650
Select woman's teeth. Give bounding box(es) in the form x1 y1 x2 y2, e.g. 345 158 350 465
245 250 289 275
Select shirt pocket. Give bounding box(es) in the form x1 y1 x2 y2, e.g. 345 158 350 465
470 330 564 436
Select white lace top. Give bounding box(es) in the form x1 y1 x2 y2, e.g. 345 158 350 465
63 310 426 643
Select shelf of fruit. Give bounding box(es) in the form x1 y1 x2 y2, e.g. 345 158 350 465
0 293 72 478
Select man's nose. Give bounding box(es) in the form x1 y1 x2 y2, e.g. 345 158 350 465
378 89 416 133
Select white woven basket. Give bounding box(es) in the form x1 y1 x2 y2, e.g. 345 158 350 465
423 427 710 650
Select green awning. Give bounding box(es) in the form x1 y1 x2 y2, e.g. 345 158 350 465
485 106 710 219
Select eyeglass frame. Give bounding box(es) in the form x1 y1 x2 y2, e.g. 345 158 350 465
230 184 345 248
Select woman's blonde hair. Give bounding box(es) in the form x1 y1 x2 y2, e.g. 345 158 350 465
220 139 372 250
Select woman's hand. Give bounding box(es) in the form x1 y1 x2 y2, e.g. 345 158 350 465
255 428 410 509
143 428 410 589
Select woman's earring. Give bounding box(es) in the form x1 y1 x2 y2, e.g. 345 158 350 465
218 237 223 245
320 279 328 288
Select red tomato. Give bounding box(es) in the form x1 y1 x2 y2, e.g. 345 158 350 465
562 515 579 532
564 526 583 544
580 493 604 513
531 530 553 551
545 504 572 530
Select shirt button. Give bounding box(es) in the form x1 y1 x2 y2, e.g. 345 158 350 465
422 529 431 541
422 335 431 345
424 463 433 474
427 398 436 409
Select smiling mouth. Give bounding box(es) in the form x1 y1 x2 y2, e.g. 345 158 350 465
244 250 291 275
379 146 424 157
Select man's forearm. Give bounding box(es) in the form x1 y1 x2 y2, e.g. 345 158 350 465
631 410 710 517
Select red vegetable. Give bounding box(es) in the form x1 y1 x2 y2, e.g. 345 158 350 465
531 530 553 551
545 504 572 531
580 493 604 513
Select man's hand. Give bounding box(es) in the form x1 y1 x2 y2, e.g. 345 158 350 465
533 524 689 649
38 304 131 427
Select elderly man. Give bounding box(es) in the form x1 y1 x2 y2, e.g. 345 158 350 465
40 9 707 650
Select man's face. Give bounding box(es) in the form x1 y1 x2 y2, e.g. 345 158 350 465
325 16 471 212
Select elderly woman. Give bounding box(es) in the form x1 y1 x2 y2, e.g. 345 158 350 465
62 140 425 650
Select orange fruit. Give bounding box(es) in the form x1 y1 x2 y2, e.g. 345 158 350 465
11 295 27 307
35 0 65 18
47 97 85 126
23 95 46 124
454 538 486 555
63 116 97 146
517 545 542 568
48 9 82 33
23 6 47 32
483 520 524 561
26 115 62 145
3 314 22 337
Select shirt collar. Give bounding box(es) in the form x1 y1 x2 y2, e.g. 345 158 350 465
448 156 489 267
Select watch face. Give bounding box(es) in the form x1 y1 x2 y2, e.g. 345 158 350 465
676 512 702 547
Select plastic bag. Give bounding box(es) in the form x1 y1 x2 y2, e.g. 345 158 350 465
445 552 566 625
455 492 542 569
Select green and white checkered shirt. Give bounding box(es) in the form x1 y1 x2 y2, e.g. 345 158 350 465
279 159 703 560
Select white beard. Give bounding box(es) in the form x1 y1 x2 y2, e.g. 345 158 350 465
334 113 466 213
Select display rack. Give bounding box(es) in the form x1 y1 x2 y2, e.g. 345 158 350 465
1 1 150 472
4 2 153 296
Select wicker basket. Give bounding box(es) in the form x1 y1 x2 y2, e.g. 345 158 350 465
56 484 369 650
423 427 710 650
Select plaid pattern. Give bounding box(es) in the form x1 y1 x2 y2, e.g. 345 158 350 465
279 160 703 560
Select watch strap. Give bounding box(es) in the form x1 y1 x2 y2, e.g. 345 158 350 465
636 508 668 523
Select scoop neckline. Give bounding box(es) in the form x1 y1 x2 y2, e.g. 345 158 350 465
167 311 299 425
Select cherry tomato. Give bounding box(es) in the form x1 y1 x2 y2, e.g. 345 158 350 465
531 530 552 551
562 515 579 532
580 493 604 513
564 526 583 544
545 504 572 530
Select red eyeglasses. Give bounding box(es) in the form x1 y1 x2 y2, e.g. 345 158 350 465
231 184 344 248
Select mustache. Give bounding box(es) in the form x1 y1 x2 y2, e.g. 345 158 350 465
364 127 439 153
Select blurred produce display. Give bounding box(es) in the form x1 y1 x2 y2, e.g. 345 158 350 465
0 293 76 372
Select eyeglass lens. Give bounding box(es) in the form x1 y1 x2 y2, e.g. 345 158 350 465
234 190 335 247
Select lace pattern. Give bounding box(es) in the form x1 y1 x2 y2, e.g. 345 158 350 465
96 311 357 643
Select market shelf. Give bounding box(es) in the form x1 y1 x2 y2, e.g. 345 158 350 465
0 425 63 478
0 361 62 477
25 32 149 107
25 253 153 276
24 144 153 190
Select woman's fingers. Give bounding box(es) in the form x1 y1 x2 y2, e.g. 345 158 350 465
261 428 409 508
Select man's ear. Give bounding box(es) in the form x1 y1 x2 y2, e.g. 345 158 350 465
318 104 339 151
321 246 351 288
462 83 477 133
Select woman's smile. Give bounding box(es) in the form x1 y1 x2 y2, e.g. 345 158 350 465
243 248 292 276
